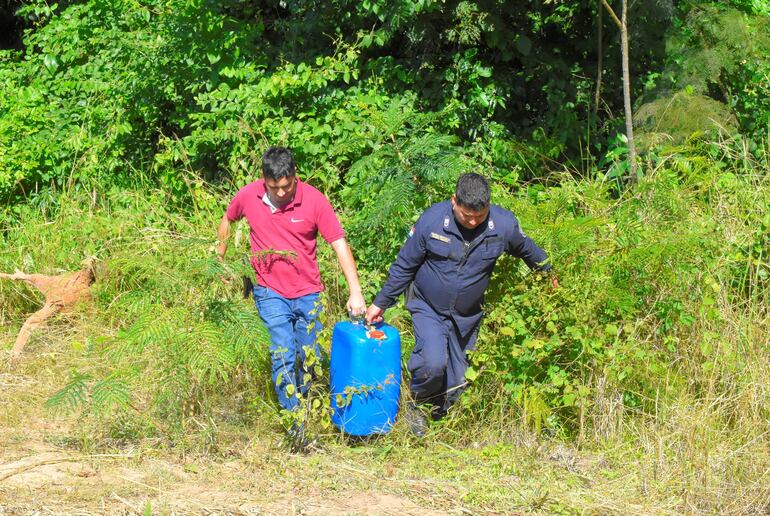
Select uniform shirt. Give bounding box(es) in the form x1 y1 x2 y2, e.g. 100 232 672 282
373 200 551 335
226 179 345 299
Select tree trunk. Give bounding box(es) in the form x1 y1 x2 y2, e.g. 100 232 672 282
594 2 603 117
600 0 638 181
620 0 637 181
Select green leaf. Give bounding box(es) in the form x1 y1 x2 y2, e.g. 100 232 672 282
43 55 59 75
525 339 545 350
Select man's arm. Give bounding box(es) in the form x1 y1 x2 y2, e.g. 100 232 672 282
330 238 366 316
506 216 551 270
507 215 559 290
216 212 231 261
365 224 427 323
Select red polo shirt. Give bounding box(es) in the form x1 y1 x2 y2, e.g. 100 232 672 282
226 179 345 299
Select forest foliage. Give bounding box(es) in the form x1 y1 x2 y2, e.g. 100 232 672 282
0 0 769 462
1 0 768 207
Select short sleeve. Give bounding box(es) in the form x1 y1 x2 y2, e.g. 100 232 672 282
226 190 244 222
315 194 345 243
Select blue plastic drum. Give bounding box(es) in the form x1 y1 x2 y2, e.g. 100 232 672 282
330 321 401 436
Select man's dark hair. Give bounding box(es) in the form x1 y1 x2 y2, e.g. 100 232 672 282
261 147 296 180
455 173 490 211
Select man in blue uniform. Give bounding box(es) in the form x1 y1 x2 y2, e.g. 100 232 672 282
364 173 557 436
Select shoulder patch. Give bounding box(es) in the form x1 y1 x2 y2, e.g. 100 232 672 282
408 226 415 238
430 232 451 243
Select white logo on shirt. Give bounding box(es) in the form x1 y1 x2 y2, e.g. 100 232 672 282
291 218 304 223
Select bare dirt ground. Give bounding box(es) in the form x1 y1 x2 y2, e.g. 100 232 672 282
0 343 475 515
0 415 454 515
0 446 438 515
0 330 681 515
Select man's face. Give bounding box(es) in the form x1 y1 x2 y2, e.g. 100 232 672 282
451 195 489 230
264 174 297 208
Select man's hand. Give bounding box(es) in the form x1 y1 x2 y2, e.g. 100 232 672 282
364 304 384 324
347 290 366 317
215 242 230 285
216 241 227 262
550 274 559 290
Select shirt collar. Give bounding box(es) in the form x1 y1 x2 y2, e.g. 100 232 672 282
257 178 304 212
261 192 278 213
442 203 497 238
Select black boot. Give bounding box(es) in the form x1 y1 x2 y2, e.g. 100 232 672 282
403 403 428 438
287 423 317 454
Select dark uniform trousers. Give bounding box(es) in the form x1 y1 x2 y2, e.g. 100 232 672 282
408 297 480 416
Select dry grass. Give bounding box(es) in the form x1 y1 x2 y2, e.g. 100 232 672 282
2 155 769 513
1 287 769 514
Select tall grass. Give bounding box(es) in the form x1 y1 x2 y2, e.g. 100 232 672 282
1 138 768 510
453 137 769 511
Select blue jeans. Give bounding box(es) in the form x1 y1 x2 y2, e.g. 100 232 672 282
252 285 323 412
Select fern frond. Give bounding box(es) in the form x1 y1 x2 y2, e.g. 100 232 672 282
362 174 417 229
119 309 175 351
411 153 465 183
348 152 382 178
46 370 92 415
90 375 132 414
402 133 458 160
379 99 413 135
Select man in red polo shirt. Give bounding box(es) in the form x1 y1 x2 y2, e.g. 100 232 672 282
216 147 366 448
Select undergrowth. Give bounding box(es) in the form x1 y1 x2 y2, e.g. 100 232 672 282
1 137 769 511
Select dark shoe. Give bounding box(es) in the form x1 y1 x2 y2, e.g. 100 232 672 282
431 406 448 421
287 423 317 454
403 403 428 438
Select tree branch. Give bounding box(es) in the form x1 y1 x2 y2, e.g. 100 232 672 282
600 0 623 30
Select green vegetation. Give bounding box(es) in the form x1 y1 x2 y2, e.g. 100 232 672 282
1 0 769 512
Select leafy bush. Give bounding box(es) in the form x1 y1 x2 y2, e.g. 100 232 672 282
160 44 375 193
0 0 255 205
661 6 770 145
454 139 768 435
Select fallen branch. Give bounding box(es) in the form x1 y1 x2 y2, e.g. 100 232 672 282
0 258 96 357
0 453 134 482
